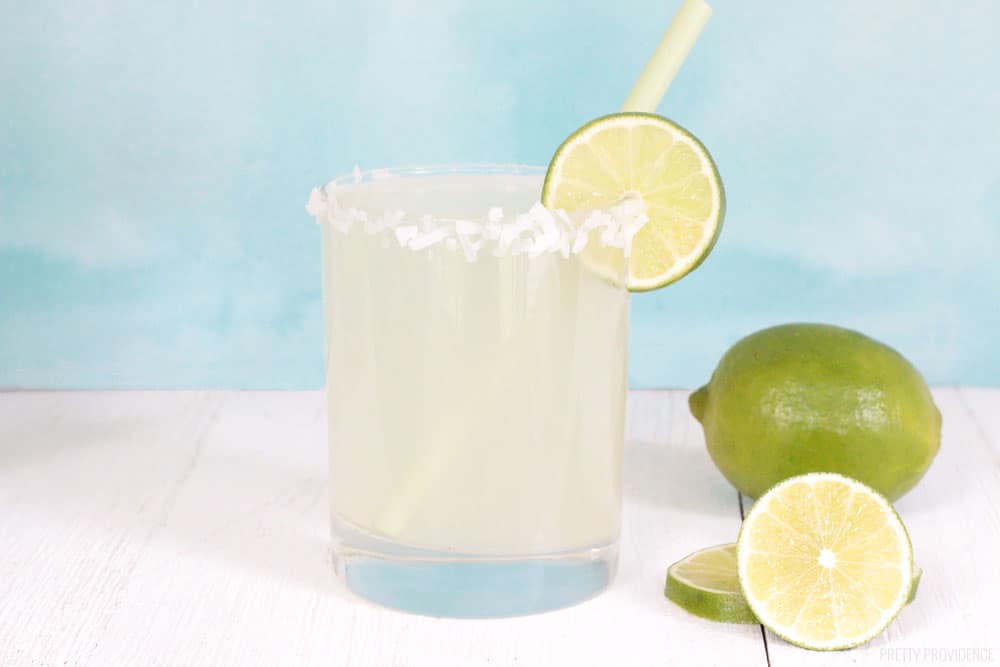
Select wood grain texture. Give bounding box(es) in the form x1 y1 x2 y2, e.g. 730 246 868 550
0 389 997 666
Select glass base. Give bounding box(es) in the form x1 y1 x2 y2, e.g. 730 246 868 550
331 516 618 618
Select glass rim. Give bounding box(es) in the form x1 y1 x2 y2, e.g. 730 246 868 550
329 163 546 188
308 163 645 265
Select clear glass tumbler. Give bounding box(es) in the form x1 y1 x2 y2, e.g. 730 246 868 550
307 165 632 617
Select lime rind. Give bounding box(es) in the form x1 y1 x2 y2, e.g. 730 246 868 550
907 567 922 605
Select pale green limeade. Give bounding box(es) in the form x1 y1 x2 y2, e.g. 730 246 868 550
309 166 637 616
319 170 629 553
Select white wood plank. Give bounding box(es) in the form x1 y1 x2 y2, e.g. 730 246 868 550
0 390 768 667
764 388 1000 666
959 387 1000 455
0 391 227 666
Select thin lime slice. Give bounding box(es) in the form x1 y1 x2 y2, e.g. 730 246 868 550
542 112 724 291
737 473 914 651
665 543 758 624
907 567 922 605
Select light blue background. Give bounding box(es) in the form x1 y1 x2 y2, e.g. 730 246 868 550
1 1 998 389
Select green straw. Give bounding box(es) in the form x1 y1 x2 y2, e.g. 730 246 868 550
621 0 713 113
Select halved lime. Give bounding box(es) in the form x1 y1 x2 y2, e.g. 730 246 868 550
737 473 914 651
542 112 724 291
665 543 758 624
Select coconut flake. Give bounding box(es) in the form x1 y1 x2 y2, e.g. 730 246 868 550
305 182 648 262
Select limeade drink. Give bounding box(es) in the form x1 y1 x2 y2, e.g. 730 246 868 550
308 167 641 616
320 171 630 555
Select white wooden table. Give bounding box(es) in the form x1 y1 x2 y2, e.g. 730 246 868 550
1 389 998 666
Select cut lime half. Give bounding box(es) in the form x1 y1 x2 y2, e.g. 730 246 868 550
542 112 724 291
737 473 914 651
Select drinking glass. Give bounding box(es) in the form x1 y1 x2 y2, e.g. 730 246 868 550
308 164 631 617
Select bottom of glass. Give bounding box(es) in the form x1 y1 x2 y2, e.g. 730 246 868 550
331 515 618 618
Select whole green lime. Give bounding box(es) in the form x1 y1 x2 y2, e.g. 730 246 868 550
690 323 941 500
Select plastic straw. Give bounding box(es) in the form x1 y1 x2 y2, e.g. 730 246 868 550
621 0 712 113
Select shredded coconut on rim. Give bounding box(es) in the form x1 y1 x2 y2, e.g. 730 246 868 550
306 182 648 263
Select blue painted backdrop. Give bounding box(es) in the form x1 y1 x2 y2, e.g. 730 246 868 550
1 1 998 388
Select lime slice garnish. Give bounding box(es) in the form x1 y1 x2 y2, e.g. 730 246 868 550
737 473 914 651
542 112 724 291
665 543 758 624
